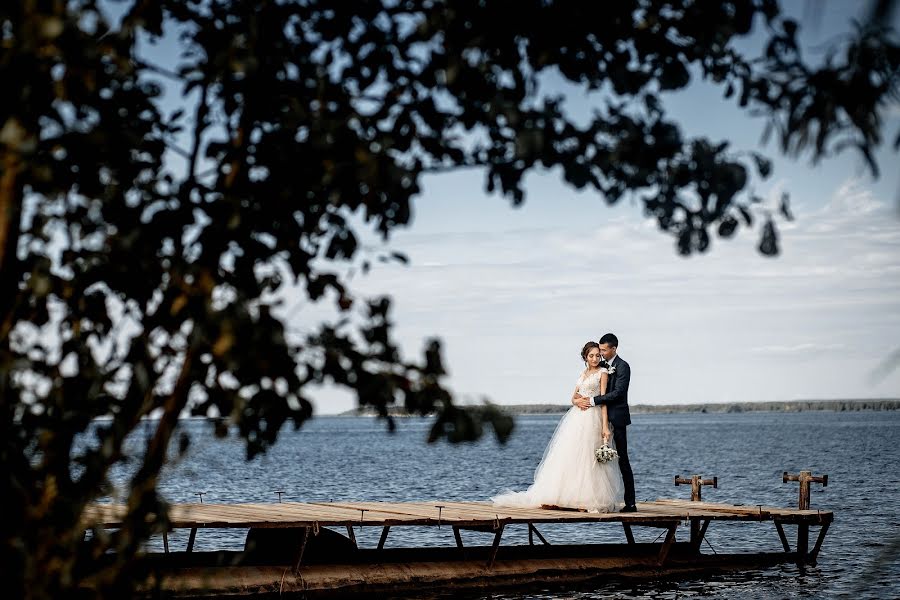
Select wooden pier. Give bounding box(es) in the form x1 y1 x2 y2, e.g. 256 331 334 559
82 493 834 598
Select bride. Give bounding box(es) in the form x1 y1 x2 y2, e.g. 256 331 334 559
492 341 625 512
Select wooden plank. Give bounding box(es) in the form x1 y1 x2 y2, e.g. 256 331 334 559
166 503 413 528
654 499 832 519
311 502 463 524
83 499 833 532
652 499 768 515
441 501 682 525
444 500 614 519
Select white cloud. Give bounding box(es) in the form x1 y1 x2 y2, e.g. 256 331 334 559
301 175 900 414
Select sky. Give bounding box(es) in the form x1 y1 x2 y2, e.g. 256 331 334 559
297 1 900 413
128 1 900 414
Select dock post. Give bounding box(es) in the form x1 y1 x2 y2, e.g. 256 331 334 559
782 471 828 511
783 470 828 565
674 474 717 502
675 474 717 550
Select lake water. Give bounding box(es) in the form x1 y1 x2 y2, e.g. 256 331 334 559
119 411 900 599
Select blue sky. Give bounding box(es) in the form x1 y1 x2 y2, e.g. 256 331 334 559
127 2 900 413
300 1 900 413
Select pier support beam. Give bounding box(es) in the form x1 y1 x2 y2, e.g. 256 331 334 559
809 521 831 566
527 522 550 546
622 523 635 544
452 526 464 549
293 527 310 574
377 526 390 550
796 524 809 565
775 521 791 552
186 528 197 553
690 519 710 553
657 523 678 566
486 524 505 568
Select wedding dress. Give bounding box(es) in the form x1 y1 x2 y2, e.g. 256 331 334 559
492 369 625 512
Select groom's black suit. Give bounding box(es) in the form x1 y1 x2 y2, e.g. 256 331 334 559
591 355 635 507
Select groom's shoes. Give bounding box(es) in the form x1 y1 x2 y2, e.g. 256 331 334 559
619 504 638 513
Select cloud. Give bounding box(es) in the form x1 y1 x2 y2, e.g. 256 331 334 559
303 175 900 414
822 178 883 217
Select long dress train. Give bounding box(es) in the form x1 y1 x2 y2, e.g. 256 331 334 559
491 369 625 513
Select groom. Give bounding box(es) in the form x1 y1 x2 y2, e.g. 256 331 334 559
574 333 637 512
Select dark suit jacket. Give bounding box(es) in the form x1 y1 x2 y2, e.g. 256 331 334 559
591 355 631 426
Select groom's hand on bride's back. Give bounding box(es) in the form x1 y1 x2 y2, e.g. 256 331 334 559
573 395 592 410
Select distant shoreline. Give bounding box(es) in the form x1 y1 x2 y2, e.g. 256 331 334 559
337 398 900 417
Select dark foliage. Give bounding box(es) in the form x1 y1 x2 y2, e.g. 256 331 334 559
0 1 897 597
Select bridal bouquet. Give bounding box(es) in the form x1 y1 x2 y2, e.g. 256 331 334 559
595 444 618 464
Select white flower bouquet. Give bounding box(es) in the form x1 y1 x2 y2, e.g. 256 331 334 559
595 444 618 464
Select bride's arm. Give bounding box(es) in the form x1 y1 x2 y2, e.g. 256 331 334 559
600 371 611 442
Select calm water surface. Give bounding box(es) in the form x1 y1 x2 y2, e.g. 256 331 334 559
113 411 900 599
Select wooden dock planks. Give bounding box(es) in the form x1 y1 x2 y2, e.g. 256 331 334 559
82 499 833 531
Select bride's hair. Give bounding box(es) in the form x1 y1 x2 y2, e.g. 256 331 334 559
580 341 600 361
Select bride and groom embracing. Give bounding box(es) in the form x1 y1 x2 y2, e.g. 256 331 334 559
492 333 637 513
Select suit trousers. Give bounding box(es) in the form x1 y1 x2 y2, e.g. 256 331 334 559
613 425 636 507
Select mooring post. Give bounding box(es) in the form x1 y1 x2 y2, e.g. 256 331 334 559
783 470 828 565
674 474 718 502
782 470 828 511
675 474 717 548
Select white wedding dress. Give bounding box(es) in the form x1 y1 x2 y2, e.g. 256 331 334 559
492 369 625 512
